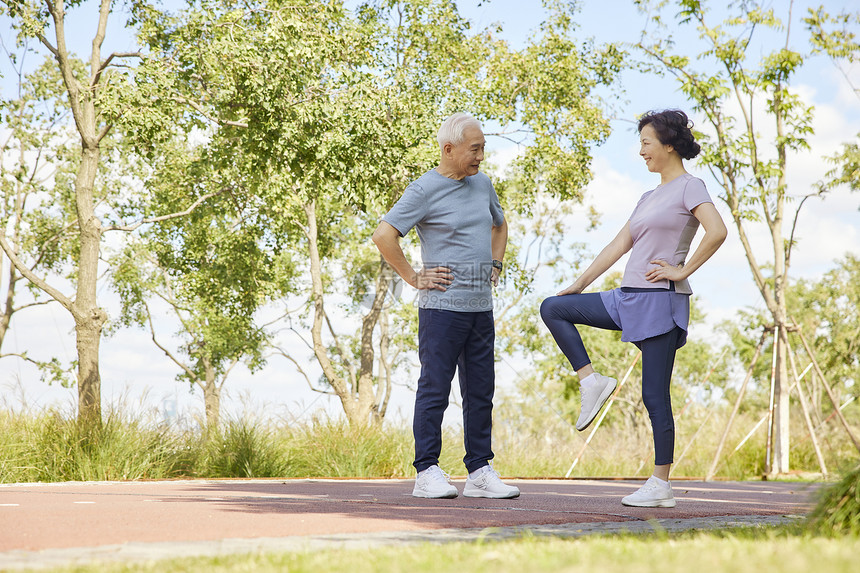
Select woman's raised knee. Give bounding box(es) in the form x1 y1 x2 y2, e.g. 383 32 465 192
539 296 560 322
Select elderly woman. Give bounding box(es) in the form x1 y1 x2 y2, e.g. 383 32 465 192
540 109 727 507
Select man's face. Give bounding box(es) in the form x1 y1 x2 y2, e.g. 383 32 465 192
445 126 486 179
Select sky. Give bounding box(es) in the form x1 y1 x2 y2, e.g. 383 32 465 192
1 0 858 426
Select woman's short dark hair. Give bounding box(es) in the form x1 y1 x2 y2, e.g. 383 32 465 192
637 110 701 160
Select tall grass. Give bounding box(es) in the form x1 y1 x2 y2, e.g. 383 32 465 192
0 409 181 482
0 399 852 483
492 404 772 479
279 419 415 477
0 407 435 482
181 417 420 479
807 463 860 536
493 397 856 480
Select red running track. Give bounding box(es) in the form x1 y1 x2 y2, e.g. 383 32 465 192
0 478 818 552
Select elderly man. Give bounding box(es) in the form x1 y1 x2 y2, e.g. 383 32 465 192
372 113 518 499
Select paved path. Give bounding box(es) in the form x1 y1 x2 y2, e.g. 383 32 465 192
0 478 818 570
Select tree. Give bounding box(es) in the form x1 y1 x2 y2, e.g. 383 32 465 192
329 0 623 424
788 256 860 425
104 2 307 431
0 43 75 382
109 137 281 432
108 0 621 428
805 5 860 194
111 232 274 431
140 0 624 426
724 254 860 471
0 0 224 423
635 0 857 476
125 0 402 426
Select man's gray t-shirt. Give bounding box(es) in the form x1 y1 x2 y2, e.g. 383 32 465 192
382 169 505 312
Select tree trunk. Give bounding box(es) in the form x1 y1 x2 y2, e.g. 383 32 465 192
376 305 392 421
74 311 105 423
771 326 791 474
304 200 359 423
766 250 791 476
769 85 791 476
356 260 393 426
41 0 113 424
0 264 16 349
72 146 107 423
304 200 393 427
202 359 221 431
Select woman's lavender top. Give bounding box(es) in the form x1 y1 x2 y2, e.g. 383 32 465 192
600 174 714 346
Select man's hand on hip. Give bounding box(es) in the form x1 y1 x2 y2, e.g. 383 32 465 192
414 266 453 291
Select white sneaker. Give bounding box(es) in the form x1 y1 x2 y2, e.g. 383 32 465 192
412 465 458 499
621 475 676 508
463 464 520 499
576 373 617 431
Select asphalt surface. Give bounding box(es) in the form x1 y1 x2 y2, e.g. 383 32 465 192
0 478 819 570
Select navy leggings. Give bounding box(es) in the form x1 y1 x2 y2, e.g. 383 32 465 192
540 293 680 466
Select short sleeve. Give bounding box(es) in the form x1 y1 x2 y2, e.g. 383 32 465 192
628 190 653 221
381 183 427 237
683 177 712 212
488 182 505 227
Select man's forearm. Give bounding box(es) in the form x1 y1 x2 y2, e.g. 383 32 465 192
374 238 417 286
372 223 418 286
491 220 508 262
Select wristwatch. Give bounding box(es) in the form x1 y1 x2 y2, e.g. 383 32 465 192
492 259 503 271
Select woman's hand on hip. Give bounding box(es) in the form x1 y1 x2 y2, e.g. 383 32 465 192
645 260 686 283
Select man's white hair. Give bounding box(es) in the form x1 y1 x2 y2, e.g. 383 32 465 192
437 112 483 148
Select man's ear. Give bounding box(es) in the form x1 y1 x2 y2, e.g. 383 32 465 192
443 142 454 158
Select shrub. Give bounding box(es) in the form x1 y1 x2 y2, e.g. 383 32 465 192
193 419 290 478
807 463 860 536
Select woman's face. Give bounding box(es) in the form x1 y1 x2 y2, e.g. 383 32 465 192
639 123 674 174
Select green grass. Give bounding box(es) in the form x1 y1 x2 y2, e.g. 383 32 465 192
37 527 860 573
0 409 455 482
492 401 856 480
0 409 182 482
3 405 858 573
0 403 852 483
807 463 860 536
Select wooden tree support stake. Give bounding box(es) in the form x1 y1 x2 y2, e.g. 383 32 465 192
670 347 729 472
705 330 767 480
785 334 828 477
765 326 779 476
793 319 860 454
